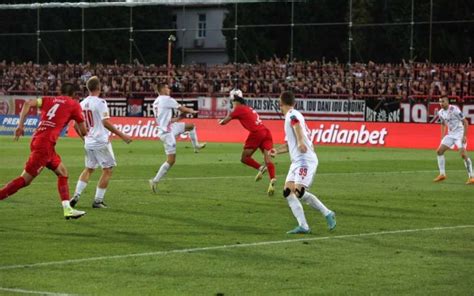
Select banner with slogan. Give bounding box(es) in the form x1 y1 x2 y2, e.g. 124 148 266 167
243 97 366 121
364 96 401 122
67 117 474 149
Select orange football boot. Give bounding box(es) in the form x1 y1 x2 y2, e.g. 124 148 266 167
433 175 446 182
465 178 474 185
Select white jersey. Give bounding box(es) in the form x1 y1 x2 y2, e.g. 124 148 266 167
284 108 317 164
152 95 180 134
438 105 465 136
81 96 110 149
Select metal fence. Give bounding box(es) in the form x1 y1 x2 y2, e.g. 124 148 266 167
0 1 473 65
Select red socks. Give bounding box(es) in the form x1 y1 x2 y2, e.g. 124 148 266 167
242 156 261 170
57 176 70 201
0 176 27 200
266 162 276 179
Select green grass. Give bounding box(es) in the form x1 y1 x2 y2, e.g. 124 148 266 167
0 136 473 295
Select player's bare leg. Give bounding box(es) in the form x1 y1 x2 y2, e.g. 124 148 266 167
460 148 474 184
296 184 336 231
262 150 277 195
93 167 113 208
434 144 449 182
241 148 261 174
0 170 35 201
150 154 175 193
71 168 95 207
54 163 85 219
185 123 206 153
284 181 310 234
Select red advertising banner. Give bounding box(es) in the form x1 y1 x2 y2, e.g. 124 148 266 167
68 117 474 149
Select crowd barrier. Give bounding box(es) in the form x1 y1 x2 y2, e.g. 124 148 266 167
1 94 473 124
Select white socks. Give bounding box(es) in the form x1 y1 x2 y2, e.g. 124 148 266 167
189 128 199 148
464 157 473 178
62 200 71 209
153 162 171 183
74 180 88 198
301 191 332 217
438 155 473 178
286 194 309 230
95 187 106 203
437 155 446 175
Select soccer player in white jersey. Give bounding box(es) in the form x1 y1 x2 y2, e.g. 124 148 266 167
434 96 474 184
149 83 206 192
70 76 132 208
270 91 336 234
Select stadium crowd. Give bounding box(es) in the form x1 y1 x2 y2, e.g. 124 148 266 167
1 57 473 98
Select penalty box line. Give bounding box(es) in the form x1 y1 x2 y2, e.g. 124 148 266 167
0 225 472 271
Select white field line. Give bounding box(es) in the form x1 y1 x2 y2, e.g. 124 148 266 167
0 287 76 296
0 225 471 271
30 169 464 184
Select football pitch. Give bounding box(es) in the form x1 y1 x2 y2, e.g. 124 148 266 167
0 136 472 295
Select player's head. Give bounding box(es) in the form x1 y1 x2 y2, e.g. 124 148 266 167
279 91 295 108
60 82 76 97
439 96 449 109
157 83 171 96
86 76 101 95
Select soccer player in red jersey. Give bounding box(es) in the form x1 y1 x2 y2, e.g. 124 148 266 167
219 89 277 195
0 83 88 219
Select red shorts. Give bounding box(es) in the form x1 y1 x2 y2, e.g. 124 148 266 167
24 140 62 177
244 128 273 151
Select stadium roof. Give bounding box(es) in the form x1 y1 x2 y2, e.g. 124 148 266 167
0 0 290 10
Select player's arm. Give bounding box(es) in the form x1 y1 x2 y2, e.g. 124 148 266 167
218 114 232 125
269 143 289 157
462 118 469 144
292 121 308 153
178 105 198 115
440 120 447 139
14 99 39 141
103 119 132 144
74 122 86 141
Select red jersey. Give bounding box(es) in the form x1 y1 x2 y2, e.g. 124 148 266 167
33 96 84 144
230 105 266 133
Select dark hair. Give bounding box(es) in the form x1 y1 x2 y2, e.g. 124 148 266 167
157 83 168 93
86 76 100 92
280 91 295 106
60 83 76 96
232 95 246 105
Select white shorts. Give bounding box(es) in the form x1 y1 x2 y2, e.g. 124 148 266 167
285 160 318 188
85 143 116 169
159 122 186 155
441 134 467 150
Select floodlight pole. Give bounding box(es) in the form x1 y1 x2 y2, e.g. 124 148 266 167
233 3 238 64
347 0 352 65
81 7 85 64
129 7 133 64
290 0 294 61
181 5 186 64
428 0 433 65
409 0 414 61
36 8 40 65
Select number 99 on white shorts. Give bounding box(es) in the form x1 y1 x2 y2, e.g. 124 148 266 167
85 143 117 169
285 161 318 188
